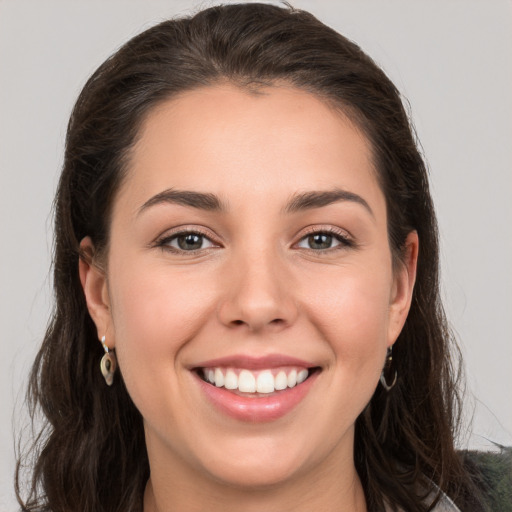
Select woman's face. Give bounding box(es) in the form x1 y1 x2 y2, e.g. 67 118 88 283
82 84 416 490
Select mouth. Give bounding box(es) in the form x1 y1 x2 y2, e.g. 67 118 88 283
195 366 320 396
191 356 321 422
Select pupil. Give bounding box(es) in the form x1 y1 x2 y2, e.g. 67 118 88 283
178 234 202 250
309 233 332 249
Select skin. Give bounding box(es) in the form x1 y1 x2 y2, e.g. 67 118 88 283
80 84 418 512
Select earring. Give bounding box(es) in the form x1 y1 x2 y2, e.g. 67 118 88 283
100 335 117 386
380 346 397 391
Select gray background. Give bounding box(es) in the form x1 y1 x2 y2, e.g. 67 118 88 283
1 0 511 509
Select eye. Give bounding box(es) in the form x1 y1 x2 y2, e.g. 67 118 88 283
157 231 217 252
296 230 351 251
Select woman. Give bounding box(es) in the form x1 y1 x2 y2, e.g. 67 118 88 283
16 3 485 511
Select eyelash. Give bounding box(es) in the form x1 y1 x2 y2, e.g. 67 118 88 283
154 227 219 254
154 226 354 254
297 226 355 253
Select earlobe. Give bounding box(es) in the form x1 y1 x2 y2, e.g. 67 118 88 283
78 237 113 343
388 231 419 345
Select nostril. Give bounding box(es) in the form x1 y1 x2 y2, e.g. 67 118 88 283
229 318 285 329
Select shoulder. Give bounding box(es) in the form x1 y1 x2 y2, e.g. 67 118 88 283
388 491 460 512
459 446 512 511
417 481 461 512
429 491 461 511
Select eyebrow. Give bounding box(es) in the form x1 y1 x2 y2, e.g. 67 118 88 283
138 189 226 215
137 187 373 217
283 189 374 217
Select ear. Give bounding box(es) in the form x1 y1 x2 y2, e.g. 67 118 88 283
79 237 114 347
387 231 419 346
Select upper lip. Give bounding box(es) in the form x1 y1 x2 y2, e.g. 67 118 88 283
192 354 317 370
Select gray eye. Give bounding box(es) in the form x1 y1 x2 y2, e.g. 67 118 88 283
169 233 215 251
298 233 341 250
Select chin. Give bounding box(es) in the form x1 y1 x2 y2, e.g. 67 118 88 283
205 459 301 490
191 434 321 490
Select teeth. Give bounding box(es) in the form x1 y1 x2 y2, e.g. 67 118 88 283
287 369 297 388
297 369 308 384
256 370 274 393
224 369 238 390
214 368 224 387
201 366 311 394
274 371 288 391
238 370 256 392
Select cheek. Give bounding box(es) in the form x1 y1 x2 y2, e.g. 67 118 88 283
107 261 216 395
304 265 392 369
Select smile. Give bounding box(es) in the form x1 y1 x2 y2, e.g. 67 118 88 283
200 366 310 394
192 355 320 422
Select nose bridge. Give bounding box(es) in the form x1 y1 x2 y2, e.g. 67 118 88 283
218 242 296 332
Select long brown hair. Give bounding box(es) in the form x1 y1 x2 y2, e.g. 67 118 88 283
16 3 483 511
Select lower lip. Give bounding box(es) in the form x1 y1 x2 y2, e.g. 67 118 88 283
195 371 319 422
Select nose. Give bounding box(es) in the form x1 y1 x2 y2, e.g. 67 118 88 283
217 249 298 333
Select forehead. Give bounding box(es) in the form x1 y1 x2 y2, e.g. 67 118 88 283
117 84 384 219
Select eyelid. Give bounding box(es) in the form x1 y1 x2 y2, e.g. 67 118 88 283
294 225 355 250
152 224 355 254
153 225 222 252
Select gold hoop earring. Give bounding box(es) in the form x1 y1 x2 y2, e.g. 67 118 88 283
100 335 117 386
380 346 397 391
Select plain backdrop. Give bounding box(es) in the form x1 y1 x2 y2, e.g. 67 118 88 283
1 0 511 509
